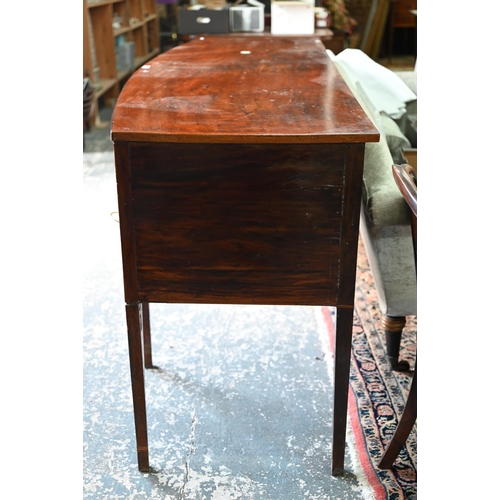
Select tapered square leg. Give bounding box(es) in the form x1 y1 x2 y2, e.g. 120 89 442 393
140 302 153 368
126 303 150 472
332 306 354 475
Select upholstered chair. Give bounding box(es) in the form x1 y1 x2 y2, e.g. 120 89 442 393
328 49 417 370
378 162 417 468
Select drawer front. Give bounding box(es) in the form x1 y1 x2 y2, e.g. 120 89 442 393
392 0 417 27
124 142 355 306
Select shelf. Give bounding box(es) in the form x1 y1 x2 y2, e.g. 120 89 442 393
117 69 131 80
114 26 130 36
87 0 123 8
84 0 160 125
114 15 158 37
95 78 117 98
116 49 161 81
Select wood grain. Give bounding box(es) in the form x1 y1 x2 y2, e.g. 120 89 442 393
111 36 379 144
120 141 357 305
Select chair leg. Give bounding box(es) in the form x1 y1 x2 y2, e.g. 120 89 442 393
332 306 355 475
378 362 417 469
382 315 410 371
140 302 153 368
126 303 150 472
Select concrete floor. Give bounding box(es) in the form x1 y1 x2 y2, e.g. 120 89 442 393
84 106 114 153
83 151 373 499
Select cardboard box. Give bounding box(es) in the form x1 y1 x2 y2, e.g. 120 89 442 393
178 6 230 34
271 0 315 35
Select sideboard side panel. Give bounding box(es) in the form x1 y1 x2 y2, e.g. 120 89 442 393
337 143 366 307
127 142 351 306
114 141 140 303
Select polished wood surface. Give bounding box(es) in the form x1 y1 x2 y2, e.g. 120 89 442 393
392 163 417 217
180 30 348 59
180 28 338 42
111 36 379 144
112 36 379 475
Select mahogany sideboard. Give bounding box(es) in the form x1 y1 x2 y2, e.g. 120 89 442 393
111 36 379 475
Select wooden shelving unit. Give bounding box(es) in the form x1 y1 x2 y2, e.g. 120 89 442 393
83 0 160 125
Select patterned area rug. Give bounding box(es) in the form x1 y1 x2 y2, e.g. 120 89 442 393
319 239 417 499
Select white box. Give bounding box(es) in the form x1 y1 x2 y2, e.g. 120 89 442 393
271 0 315 35
230 0 264 32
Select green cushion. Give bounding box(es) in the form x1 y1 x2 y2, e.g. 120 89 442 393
332 59 412 227
380 113 412 164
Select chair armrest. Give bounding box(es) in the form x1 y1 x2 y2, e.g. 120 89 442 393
392 164 417 217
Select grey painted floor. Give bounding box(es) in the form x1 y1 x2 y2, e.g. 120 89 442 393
84 107 114 153
83 152 373 499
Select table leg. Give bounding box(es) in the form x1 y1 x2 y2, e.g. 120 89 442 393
378 362 417 469
332 306 354 475
140 302 153 368
126 303 150 472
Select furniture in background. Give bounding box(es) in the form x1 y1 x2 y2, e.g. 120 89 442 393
329 48 417 371
156 0 179 51
159 0 349 52
322 29 350 54
348 0 416 61
378 162 417 469
359 0 391 59
83 78 95 148
83 0 160 126
111 36 379 475
387 0 417 64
